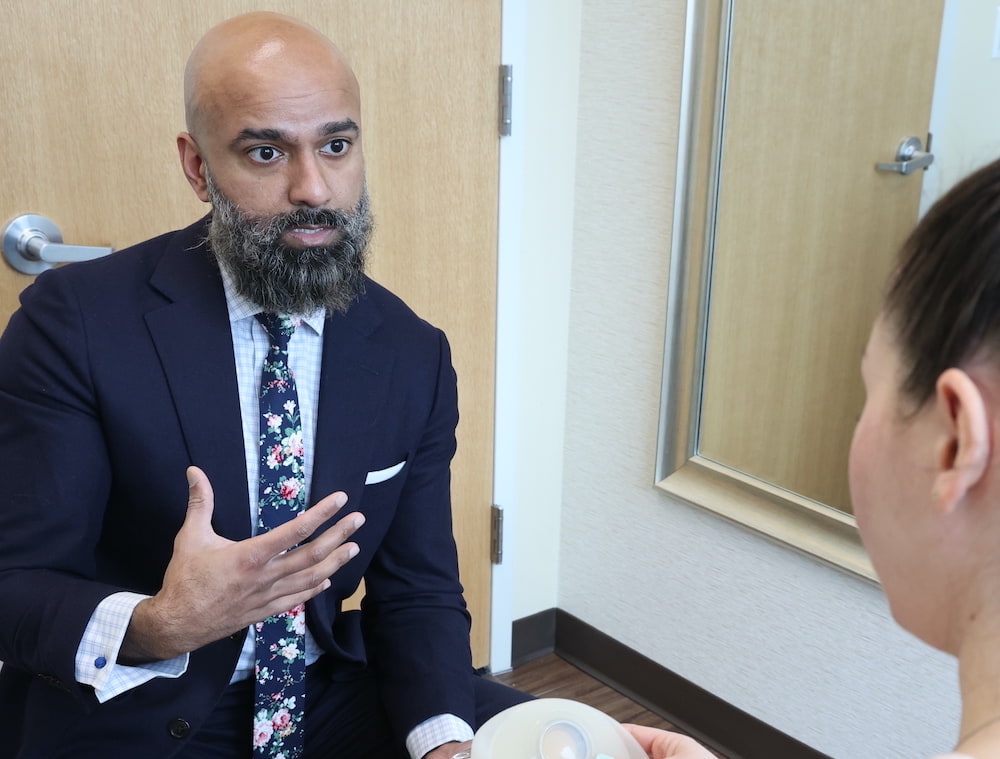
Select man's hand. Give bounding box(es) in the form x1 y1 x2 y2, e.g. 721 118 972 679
624 725 716 759
120 466 363 663
422 740 472 759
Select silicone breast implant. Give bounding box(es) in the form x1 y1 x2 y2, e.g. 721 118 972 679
470 698 647 759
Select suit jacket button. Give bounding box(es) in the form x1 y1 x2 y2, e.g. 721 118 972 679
168 718 191 739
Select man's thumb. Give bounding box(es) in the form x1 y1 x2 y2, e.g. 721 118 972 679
182 465 216 533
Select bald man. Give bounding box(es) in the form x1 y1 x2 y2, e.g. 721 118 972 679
0 13 527 759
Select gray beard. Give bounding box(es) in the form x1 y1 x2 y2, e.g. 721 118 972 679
205 172 373 315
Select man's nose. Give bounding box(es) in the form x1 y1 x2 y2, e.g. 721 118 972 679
287 154 333 208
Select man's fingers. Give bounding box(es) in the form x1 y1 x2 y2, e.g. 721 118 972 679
255 580 332 624
257 540 359 618
312 489 349 513
254 509 365 575
251 515 364 610
251 492 353 558
285 537 360 585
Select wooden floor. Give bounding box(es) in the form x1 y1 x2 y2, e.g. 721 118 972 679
489 653 729 758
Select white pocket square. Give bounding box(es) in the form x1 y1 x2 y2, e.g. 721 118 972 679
364 460 406 485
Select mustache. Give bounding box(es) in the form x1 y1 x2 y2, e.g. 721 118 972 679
272 206 355 232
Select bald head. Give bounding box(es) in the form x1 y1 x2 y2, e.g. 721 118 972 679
183 12 360 140
176 10 367 238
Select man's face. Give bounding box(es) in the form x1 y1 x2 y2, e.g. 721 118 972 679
187 41 366 227
180 40 371 312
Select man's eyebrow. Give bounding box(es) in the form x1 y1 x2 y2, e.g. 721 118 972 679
319 119 360 136
232 121 359 146
234 127 287 143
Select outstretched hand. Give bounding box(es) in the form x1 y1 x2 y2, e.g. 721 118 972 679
120 466 363 663
624 725 717 759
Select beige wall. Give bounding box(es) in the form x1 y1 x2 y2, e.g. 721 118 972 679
510 1 962 757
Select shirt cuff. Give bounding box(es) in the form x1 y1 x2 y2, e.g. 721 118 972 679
74 591 188 703
406 713 474 759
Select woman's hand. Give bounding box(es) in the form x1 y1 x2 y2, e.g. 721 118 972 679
624 724 716 759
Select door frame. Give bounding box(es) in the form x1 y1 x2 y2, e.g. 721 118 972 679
921 0 957 217
490 0 526 675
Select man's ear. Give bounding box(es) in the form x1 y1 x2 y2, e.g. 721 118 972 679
177 132 210 202
932 368 991 514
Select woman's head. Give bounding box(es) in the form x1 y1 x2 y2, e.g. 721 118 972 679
850 158 1000 652
884 157 1000 409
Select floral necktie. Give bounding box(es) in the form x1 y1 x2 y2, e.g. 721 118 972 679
252 313 307 759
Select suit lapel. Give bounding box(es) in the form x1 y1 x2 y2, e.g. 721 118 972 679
144 219 251 541
310 290 393 508
307 291 393 634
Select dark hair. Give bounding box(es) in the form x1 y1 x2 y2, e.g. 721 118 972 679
884 156 1000 407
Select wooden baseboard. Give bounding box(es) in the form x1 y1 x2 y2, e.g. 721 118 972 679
510 608 832 759
511 608 557 668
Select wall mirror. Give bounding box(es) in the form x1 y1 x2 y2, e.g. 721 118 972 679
656 0 993 579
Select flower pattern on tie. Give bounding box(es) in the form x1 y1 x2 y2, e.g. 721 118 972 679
253 313 307 759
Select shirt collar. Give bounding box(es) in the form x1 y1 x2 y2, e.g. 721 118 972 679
218 265 326 336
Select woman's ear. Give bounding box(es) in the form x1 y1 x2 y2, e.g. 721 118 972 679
932 368 991 514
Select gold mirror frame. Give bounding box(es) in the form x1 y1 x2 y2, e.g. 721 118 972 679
654 0 874 581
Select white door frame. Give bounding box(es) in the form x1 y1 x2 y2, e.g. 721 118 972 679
490 0 527 674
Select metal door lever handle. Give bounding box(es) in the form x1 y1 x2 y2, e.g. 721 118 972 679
3 214 113 275
22 236 111 264
876 136 934 176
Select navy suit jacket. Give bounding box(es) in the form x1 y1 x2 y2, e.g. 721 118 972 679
0 217 474 757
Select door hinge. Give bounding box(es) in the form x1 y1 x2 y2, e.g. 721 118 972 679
490 504 504 564
498 65 512 137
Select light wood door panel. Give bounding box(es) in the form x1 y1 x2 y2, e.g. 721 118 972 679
699 0 943 514
0 1 499 666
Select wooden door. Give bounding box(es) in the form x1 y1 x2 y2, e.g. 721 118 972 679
698 0 944 514
0 1 499 667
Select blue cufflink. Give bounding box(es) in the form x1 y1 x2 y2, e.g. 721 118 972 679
94 656 107 669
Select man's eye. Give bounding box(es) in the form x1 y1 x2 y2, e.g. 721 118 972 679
249 146 281 163
325 139 350 156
